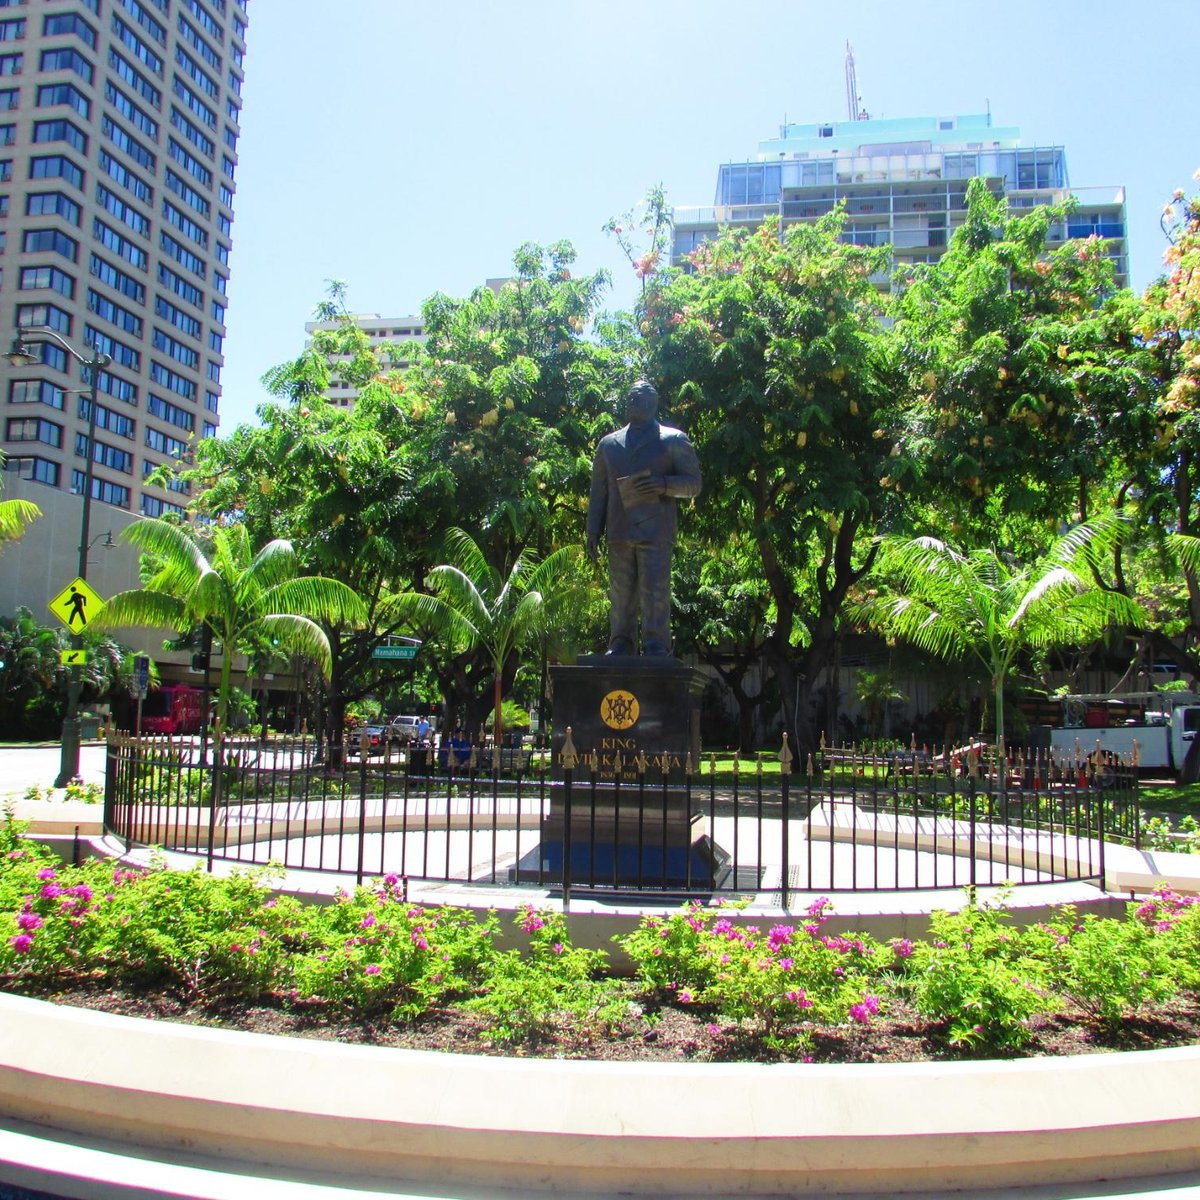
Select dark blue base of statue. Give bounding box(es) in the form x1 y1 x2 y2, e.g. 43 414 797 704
511 834 730 891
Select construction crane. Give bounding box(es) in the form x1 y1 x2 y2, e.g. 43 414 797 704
845 41 868 121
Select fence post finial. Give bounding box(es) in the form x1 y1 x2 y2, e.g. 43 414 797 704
561 726 578 770
779 732 793 776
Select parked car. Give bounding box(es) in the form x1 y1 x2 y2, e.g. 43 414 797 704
389 715 423 745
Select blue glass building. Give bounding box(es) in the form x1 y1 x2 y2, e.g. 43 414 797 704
672 113 1128 285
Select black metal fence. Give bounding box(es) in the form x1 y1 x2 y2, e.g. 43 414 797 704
102 732 1140 902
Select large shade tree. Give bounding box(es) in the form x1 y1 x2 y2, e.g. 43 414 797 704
888 177 1142 552
643 212 898 756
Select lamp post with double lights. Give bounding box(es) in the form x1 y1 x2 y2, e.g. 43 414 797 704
6 327 111 786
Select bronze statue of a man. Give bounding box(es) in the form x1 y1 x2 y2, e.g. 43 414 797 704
587 380 702 656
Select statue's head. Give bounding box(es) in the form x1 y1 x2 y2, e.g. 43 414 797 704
625 379 659 427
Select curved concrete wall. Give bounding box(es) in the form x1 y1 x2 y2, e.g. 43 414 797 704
1 992 1198 1196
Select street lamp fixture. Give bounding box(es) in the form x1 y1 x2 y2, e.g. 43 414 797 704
8 326 111 786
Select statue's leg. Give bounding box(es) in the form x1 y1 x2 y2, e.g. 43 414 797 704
640 539 673 656
607 540 637 655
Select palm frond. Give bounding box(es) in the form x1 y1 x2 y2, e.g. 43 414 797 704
256 613 333 677
92 589 187 635
267 577 368 626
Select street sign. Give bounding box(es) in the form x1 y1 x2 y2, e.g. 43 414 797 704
60 648 87 666
133 655 150 693
48 577 104 634
371 644 418 661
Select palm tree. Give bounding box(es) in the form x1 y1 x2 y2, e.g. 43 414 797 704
856 518 1143 756
389 528 582 760
0 451 41 548
93 519 366 757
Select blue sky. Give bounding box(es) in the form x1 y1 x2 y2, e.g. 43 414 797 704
218 0 1200 431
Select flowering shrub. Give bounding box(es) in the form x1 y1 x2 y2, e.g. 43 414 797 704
1132 885 1200 992
465 905 621 1043
1025 904 1176 1028
620 898 886 1051
906 891 1049 1052
288 876 499 1018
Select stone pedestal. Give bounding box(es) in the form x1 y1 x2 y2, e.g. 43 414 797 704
513 657 728 889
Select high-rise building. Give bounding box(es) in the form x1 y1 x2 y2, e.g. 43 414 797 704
0 0 247 616
672 113 1128 286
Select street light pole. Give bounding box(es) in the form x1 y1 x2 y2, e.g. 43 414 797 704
6 327 111 786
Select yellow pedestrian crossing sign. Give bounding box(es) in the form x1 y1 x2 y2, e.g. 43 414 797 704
60 648 87 666
49 577 104 633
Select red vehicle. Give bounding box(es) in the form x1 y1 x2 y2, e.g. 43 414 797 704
140 684 205 735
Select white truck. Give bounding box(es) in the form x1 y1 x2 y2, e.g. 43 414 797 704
1046 692 1200 779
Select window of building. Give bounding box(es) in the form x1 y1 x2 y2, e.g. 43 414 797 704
177 15 220 70
0 53 23 77
71 469 130 508
9 457 61 487
22 227 78 261
152 326 199 368
111 15 163 75
154 295 201 337
93 219 147 270
162 198 207 246
0 87 17 111
96 183 150 236
0 17 24 42
172 74 215 128
39 48 93 83
16 301 72 335
85 324 140 370
159 231 205 277
145 425 188 457
165 168 210 216
157 263 203 307
174 45 217 97
90 253 145 305
98 150 153 204
108 48 161 108
6 417 62 448
204 389 219 414
113 0 165 45
42 12 97 48
19 265 75 298
170 105 214 156
181 0 223 44
104 80 158 138
38 343 68 372
101 114 155 169
94 368 139 405
88 288 143 337
25 190 81 224
76 433 133 474
141 493 185 518
32 118 88 153
167 136 211 186
209 299 224 324
81 398 136 440
148 387 196 423
36 82 89 117
28 154 84 189
9 378 66 410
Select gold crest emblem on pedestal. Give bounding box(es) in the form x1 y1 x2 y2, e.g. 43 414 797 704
600 689 639 730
